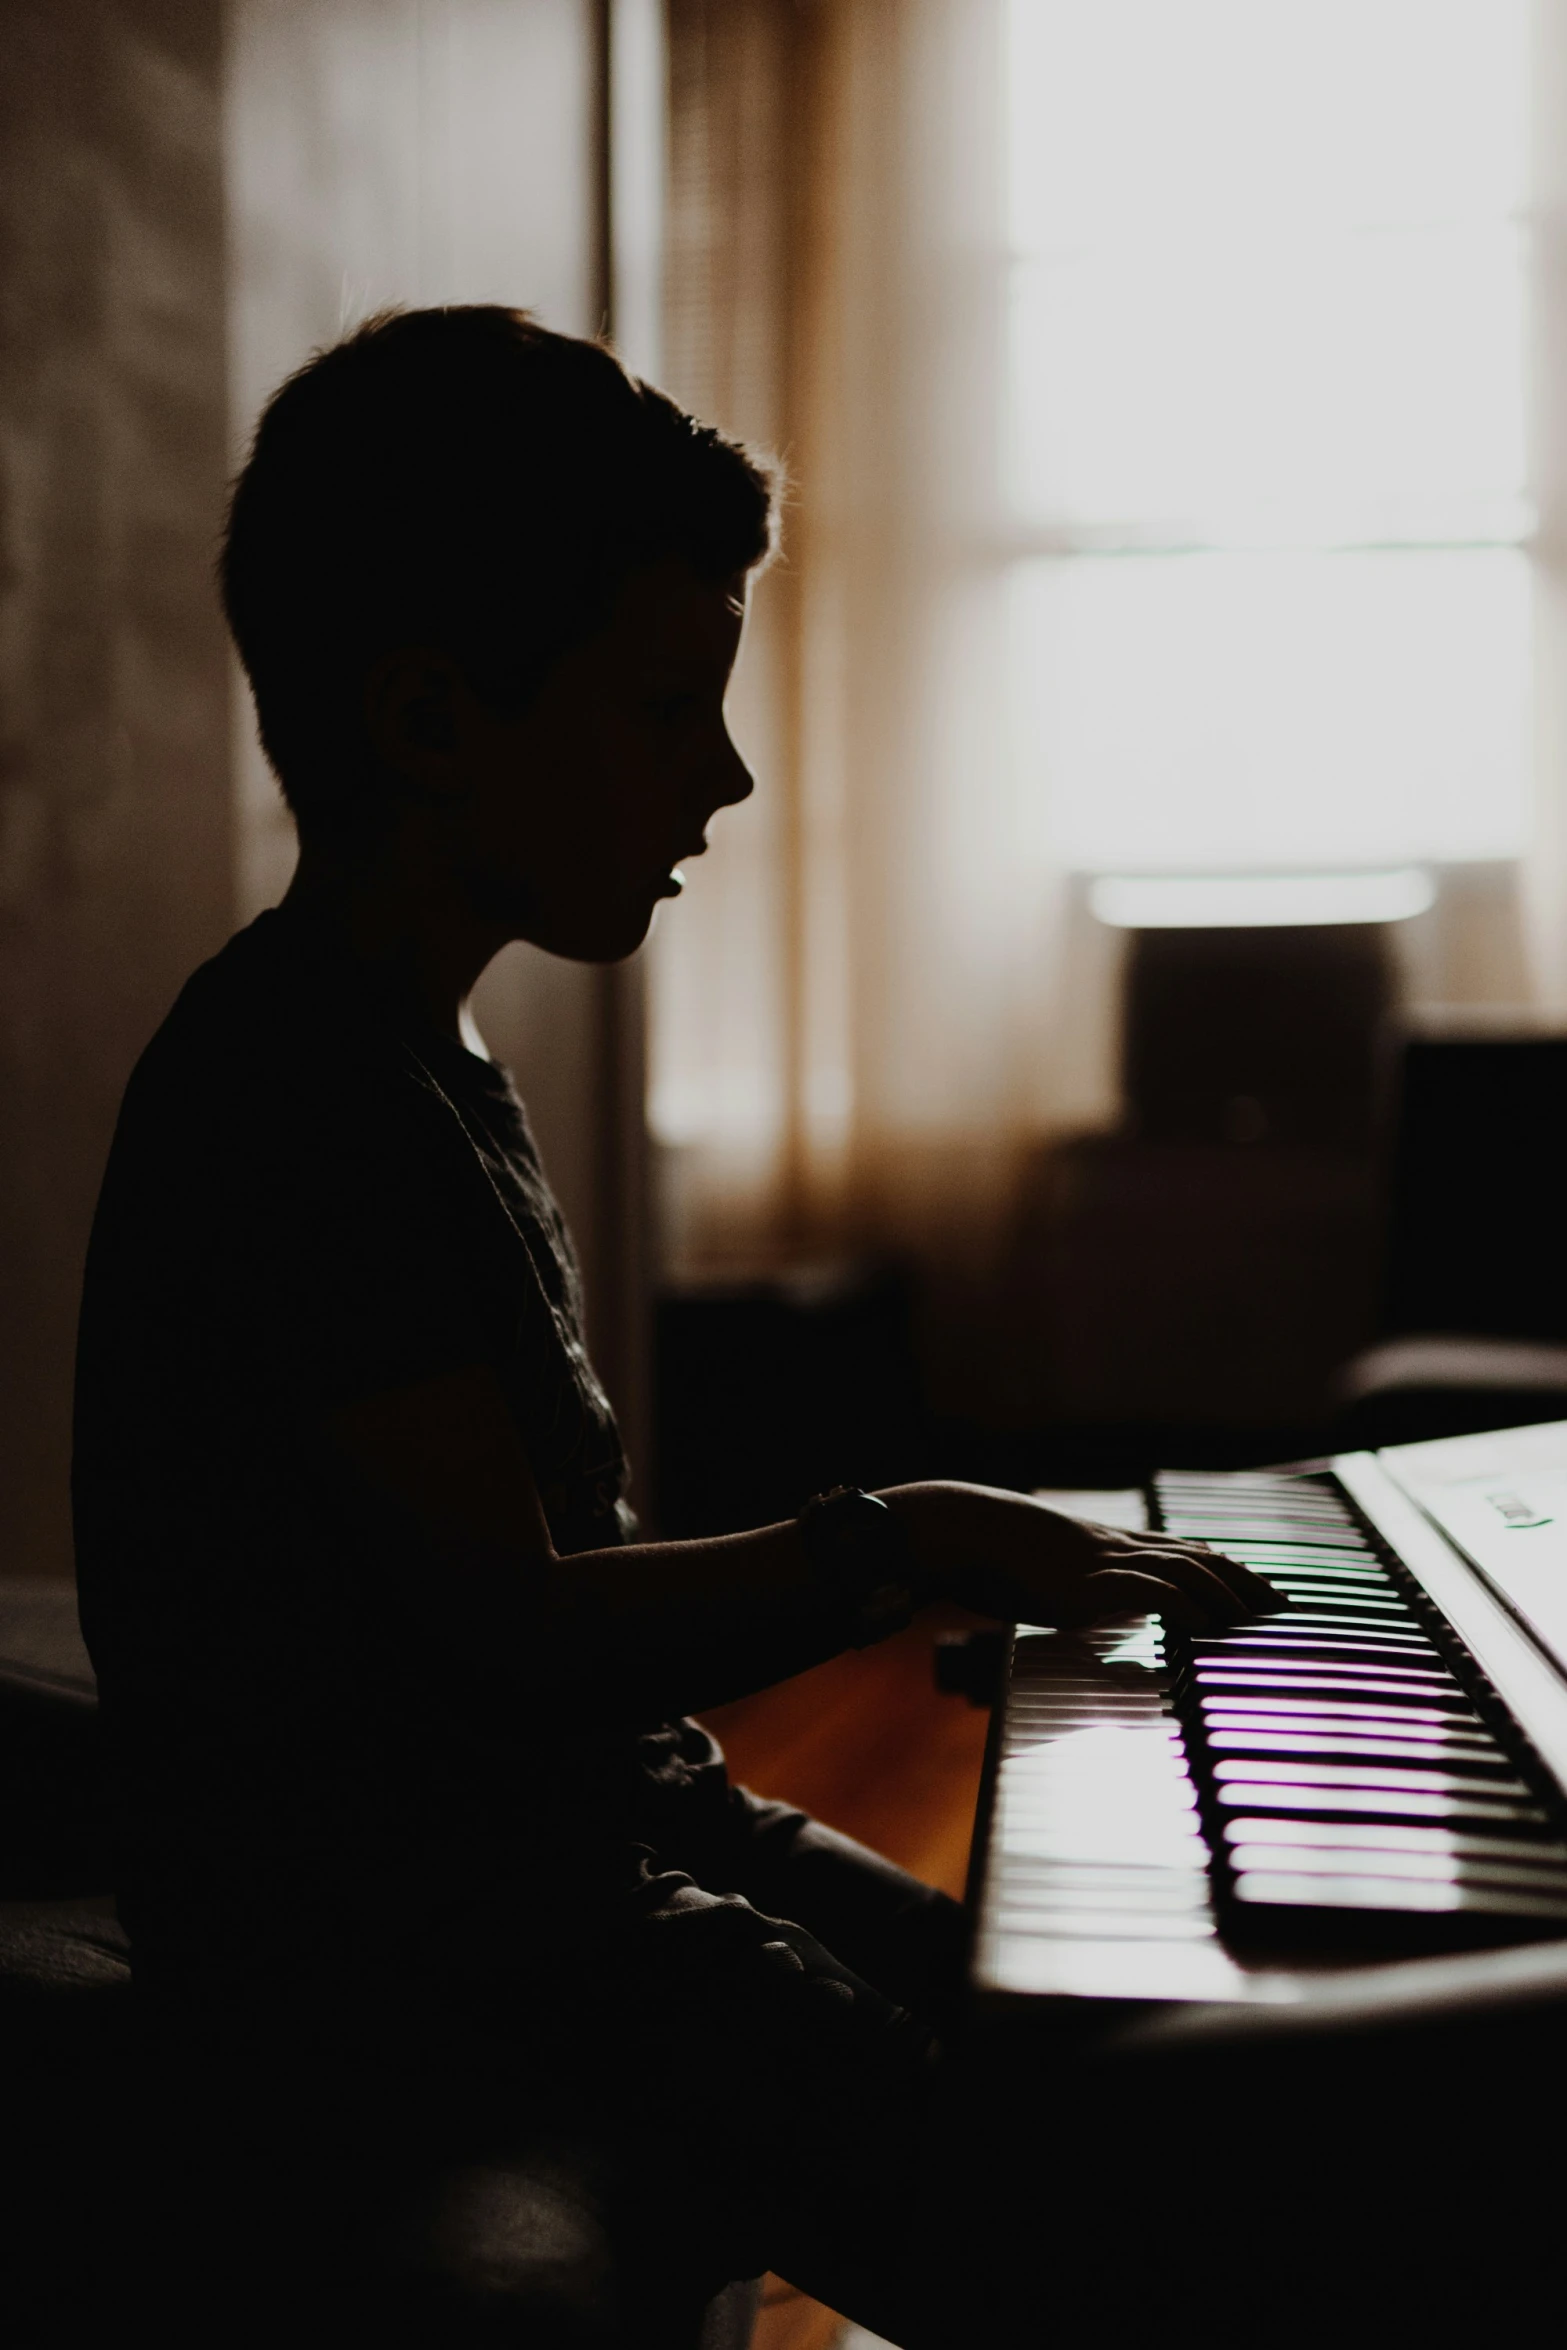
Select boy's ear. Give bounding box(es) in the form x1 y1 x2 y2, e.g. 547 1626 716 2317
363 647 465 786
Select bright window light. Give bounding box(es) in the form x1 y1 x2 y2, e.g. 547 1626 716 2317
1004 0 1532 877
1012 547 1530 873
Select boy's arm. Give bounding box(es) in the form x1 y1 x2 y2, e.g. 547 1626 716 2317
325 1364 1278 1720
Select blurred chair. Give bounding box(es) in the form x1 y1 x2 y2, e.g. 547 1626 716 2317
1123 921 1396 1151
1332 1019 1567 1448
1010 923 1391 1453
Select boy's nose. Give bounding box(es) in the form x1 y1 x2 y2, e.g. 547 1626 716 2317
715 732 754 810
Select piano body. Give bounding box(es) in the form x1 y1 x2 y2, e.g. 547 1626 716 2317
958 1423 1567 2332
971 1420 1567 2016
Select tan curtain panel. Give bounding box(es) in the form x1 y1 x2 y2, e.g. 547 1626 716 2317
654 0 1124 1306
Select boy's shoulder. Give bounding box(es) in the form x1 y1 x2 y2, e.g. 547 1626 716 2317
136 909 414 1090
118 911 456 1173
149 907 346 1058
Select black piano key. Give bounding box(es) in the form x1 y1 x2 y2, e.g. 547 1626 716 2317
1229 1872 1567 1923
1193 1535 1382 1558
1188 1620 1430 1645
1201 1522 1376 1538
1202 1722 1499 1759
1172 1529 1363 1545
1212 1781 1550 1825
1162 1496 1355 1514
1198 1621 1429 1639
1254 1564 1400 1581
1251 1588 1402 1606
1165 1522 1362 1541
1204 1730 1519 1770
1258 1612 1414 1631
1239 1551 1389 1564
1195 1689 1469 1717
1232 1566 1403 1586
1185 1632 1441 1656
1192 1682 1460 1706
1167 1526 1357 1542
1245 1624 1425 1643
1205 1734 1497 1764
1211 1756 1534 1797
1198 1698 1480 1726
1260 1598 1417 1620
1252 1584 1404 1600
1212 1785 1541 1823
1193 1629 1419 1645
1235 1571 1388 1587
1187 1651 1446 1677
1189 1630 1447 1664
1163 1512 1358 1538
1204 1716 1519 1763
1212 1701 1494 1720
1191 1661 1456 1686
1200 1687 1480 1716
1192 1650 1452 1673
1226 1844 1567 1894
1160 1472 1347 1496
1198 1689 1484 1721
1172 1526 1362 1544
1249 1562 1397 1580
1219 1817 1567 1865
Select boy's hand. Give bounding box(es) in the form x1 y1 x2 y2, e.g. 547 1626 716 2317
883 1481 1284 1634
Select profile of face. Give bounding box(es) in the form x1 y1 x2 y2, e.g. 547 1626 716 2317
366 556 754 962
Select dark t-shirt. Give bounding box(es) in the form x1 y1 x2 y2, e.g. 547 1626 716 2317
73 908 725 1992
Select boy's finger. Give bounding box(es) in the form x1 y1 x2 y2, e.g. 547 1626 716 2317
1068 1567 1221 1633
1177 1540 1288 1615
1126 1547 1272 1625
1105 1531 1279 1615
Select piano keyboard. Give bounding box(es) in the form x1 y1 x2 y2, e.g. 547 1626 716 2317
968 1431 1567 2012
1156 1469 1567 1946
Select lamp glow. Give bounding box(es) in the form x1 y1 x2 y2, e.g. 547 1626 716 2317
1087 868 1437 930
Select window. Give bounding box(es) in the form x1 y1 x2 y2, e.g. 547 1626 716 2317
1005 0 1533 878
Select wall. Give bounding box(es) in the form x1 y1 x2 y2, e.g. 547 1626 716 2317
225 0 601 1217
224 0 655 1498
0 0 234 1577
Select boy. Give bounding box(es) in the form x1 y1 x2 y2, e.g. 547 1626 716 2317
73 307 1266 2341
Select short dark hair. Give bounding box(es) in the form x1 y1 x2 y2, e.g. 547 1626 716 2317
221 306 778 834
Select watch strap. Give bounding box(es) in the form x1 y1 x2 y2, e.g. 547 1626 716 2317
797 1486 921 1647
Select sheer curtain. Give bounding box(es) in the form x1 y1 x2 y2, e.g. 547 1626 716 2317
654 0 1112 1307
653 0 1567 1314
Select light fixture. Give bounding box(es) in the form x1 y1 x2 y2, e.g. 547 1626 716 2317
1087 868 1437 931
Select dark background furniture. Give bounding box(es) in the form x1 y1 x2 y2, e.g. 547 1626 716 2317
1331 1020 1567 1449
655 1262 926 1538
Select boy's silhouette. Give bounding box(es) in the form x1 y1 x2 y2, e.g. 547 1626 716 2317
72 308 1267 2341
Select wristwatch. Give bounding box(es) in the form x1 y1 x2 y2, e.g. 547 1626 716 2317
797 1486 922 1647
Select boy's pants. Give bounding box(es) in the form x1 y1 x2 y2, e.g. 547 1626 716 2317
153 1781 1560 2346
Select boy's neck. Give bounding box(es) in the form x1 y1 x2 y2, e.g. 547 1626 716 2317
283 834 500 1057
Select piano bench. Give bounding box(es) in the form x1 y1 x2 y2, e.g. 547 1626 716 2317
0 1588 759 2349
